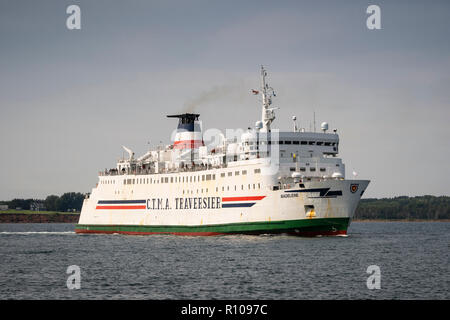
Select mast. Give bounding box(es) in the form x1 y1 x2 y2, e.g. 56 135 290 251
259 65 277 132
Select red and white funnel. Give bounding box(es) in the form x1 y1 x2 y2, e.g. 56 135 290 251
167 113 204 150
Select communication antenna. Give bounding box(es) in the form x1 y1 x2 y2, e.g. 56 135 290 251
258 65 277 132
313 111 316 132
292 116 298 132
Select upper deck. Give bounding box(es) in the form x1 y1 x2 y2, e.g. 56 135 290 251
98 66 344 182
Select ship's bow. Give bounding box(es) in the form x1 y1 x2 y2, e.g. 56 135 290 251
282 179 370 236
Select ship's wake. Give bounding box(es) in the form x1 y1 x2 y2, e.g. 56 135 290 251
0 231 75 235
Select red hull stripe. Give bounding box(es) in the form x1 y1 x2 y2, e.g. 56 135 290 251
76 229 225 236
222 196 266 202
96 205 146 210
75 229 346 237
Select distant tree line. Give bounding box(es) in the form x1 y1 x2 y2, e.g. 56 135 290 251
1 194 449 219
0 193 85 212
354 196 450 220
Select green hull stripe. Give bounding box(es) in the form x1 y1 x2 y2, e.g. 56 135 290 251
75 218 350 234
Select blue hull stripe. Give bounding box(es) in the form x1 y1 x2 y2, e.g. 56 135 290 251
98 200 146 205
222 203 256 208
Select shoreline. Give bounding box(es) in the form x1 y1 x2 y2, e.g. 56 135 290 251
0 212 448 223
0 212 80 223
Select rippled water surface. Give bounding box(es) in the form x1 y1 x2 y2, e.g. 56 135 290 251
0 222 448 299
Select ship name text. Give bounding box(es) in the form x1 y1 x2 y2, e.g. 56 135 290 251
146 197 222 210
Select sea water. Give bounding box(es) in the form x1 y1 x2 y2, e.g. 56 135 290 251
0 222 448 299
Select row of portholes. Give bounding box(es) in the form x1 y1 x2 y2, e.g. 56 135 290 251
183 183 261 195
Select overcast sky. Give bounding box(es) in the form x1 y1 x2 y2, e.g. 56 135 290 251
1 0 449 200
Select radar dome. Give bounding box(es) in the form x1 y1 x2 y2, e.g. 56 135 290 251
321 122 329 132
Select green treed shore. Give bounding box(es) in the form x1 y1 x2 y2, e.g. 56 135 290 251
0 193 83 223
0 193 84 213
354 196 449 220
0 194 449 221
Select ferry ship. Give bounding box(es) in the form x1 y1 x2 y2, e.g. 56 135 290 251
75 66 369 236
